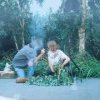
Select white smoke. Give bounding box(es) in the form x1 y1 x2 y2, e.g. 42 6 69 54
29 0 62 47
31 36 43 50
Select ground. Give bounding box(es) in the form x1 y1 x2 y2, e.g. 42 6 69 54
0 78 100 100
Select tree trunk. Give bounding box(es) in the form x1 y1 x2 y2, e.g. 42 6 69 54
79 25 85 53
16 0 25 47
20 18 25 47
13 34 19 51
78 0 88 54
22 31 25 47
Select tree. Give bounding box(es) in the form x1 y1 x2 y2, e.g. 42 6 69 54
0 0 31 51
78 0 88 54
86 0 100 59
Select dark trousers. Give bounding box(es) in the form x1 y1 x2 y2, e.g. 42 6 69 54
47 62 73 76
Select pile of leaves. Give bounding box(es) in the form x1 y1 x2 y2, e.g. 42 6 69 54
26 58 74 86
26 70 73 86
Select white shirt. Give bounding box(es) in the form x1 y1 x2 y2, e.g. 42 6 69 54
48 50 69 66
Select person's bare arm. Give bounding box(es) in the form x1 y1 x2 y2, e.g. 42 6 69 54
27 49 45 67
60 51 70 67
61 57 70 67
35 49 45 62
48 60 55 72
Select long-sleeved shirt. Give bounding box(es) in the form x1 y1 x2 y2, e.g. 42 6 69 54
12 44 37 67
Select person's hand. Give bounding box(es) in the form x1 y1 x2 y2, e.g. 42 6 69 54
28 60 33 67
51 68 55 73
41 48 45 55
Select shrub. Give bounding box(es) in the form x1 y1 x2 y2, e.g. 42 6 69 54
74 53 100 78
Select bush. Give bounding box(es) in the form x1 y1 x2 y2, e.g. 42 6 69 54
74 53 100 78
0 51 15 70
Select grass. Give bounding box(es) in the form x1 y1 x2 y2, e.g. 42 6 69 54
74 53 100 78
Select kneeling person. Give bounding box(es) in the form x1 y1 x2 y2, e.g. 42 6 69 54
12 38 45 83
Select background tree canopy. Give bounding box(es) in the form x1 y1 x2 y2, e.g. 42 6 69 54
0 0 100 60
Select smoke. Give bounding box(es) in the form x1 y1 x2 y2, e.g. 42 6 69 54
29 15 46 39
29 14 47 50
29 0 62 48
31 36 43 50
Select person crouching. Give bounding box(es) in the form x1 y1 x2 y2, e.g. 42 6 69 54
47 40 70 76
12 38 45 83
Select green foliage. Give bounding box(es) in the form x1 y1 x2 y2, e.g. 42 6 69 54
27 71 73 86
0 0 31 51
0 60 5 71
26 58 73 86
26 54 100 86
0 52 100 86
0 51 16 70
44 12 81 54
34 58 48 76
85 0 100 60
74 53 100 78
27 73 72 86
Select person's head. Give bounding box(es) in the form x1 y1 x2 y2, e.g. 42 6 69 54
30 36 43 50
47 40 58 52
